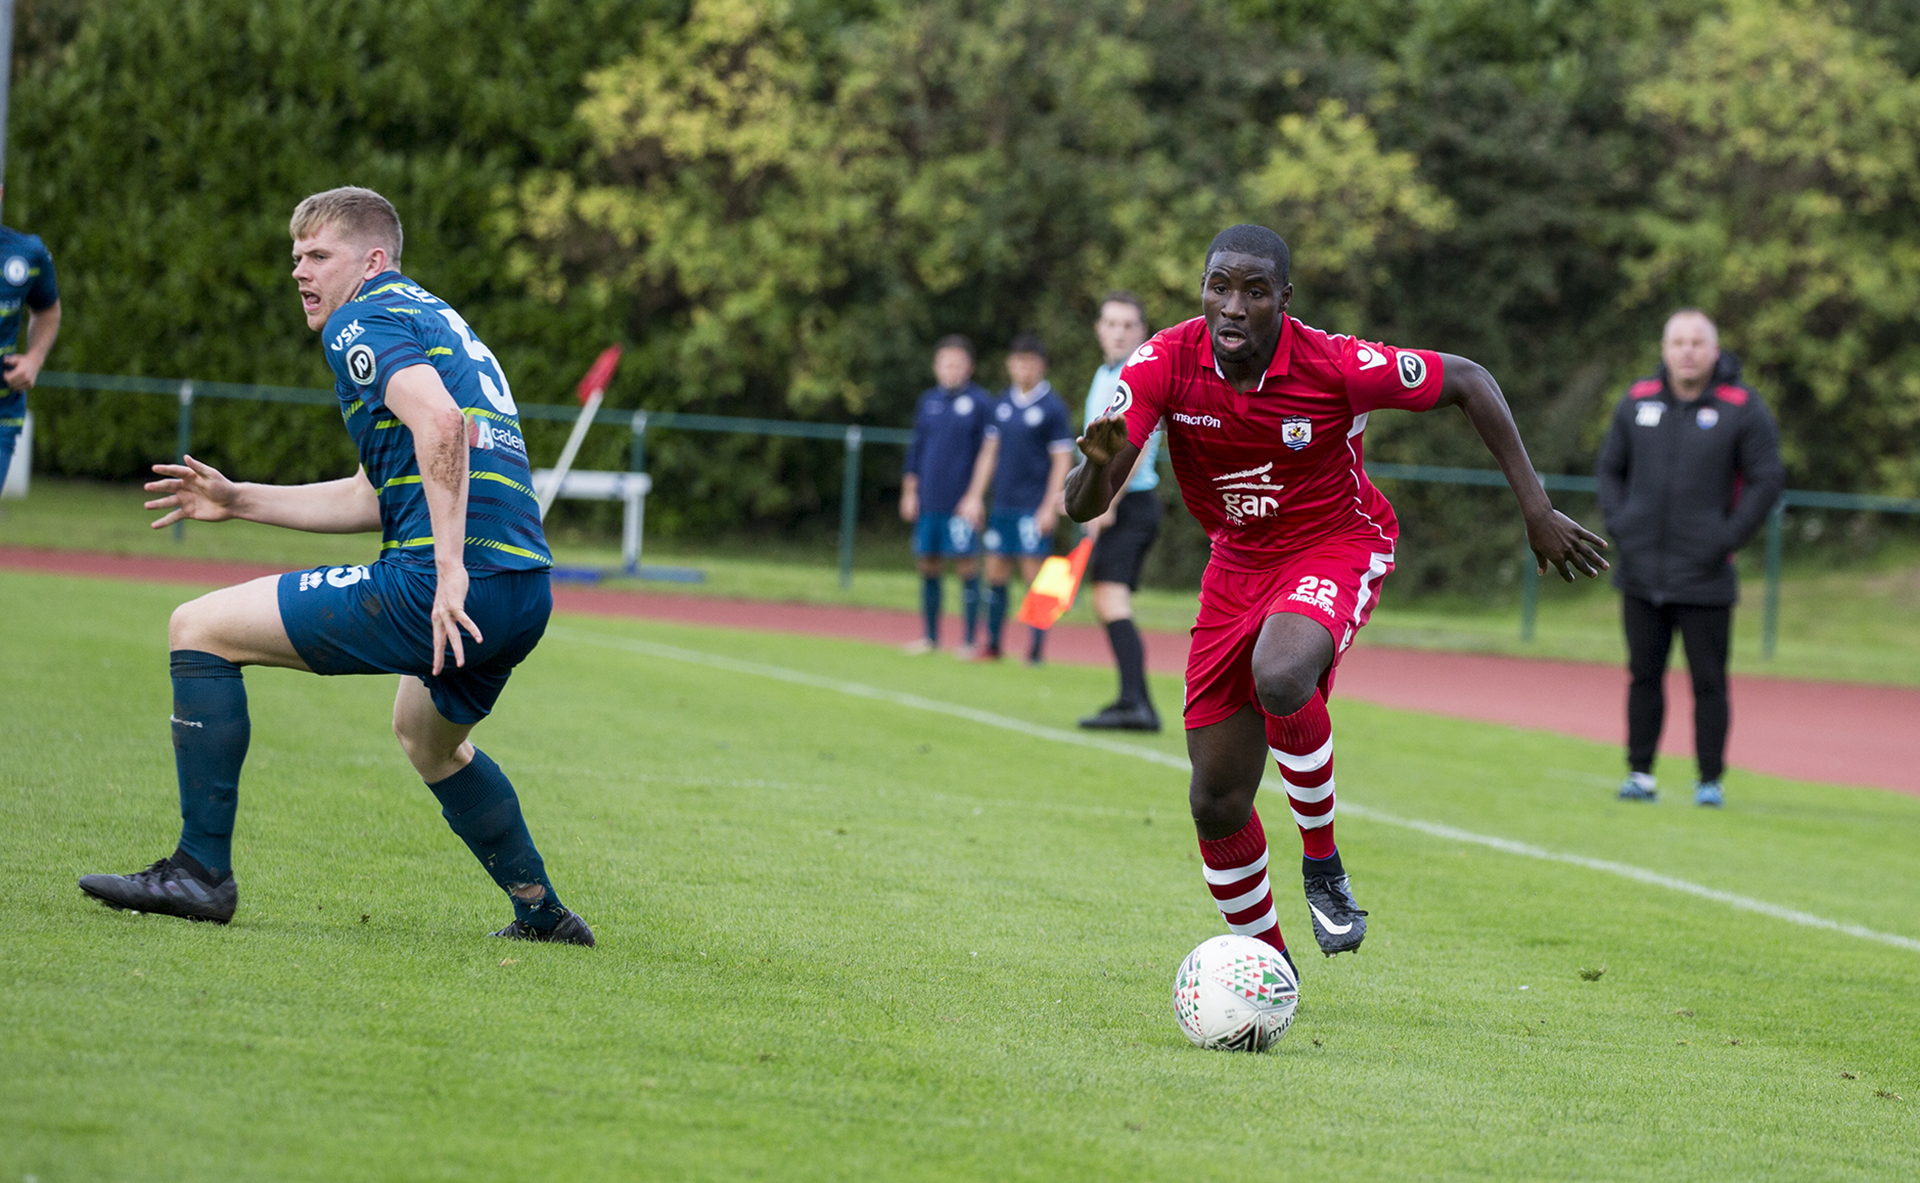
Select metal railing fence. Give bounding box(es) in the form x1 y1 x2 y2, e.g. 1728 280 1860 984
27 370 1920 656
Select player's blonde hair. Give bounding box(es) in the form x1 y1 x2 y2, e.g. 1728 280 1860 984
289 187 403 265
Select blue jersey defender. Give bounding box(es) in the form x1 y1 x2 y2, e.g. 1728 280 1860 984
77 188 591 945
0 225 63 481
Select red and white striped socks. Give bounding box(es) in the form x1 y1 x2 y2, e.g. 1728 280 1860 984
1197 808 1286 954
1267 692 1336 861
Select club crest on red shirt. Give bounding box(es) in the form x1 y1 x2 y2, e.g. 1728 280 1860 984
1281 416 1312 450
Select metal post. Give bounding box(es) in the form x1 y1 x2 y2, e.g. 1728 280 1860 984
1519 546 1538 642
0 0 14 222
626 411 648 575
838 425 862 590
1762 499 1785 660
173 380 193 543
628 409 648 477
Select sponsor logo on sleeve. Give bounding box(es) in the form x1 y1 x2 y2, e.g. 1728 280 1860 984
3 257 28 286
1211 461 1286 523
1635 401 1665 427
346 343 377 386
1281 415 1313 450
1397 351 1428 389
329 319 365 353
1354 344 1388 371
1104 379 1134 417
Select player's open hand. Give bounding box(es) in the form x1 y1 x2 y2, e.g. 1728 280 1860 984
430 563 484 675
1077 413 1129 467
899 486 919 524
1526 509 1610 582
145 454 242 528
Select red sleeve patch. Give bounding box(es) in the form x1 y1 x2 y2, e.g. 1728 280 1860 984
1630 379 1662 399
1714 384 1748 406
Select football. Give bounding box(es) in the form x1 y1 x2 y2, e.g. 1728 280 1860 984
1172 935 1300 1051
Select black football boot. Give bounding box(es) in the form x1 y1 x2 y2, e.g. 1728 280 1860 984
1303 873 1368 956
79 855 237 924
490 907 596 947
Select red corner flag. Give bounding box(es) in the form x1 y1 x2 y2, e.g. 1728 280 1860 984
576 345 623 404
1015 538 1093 630
538 345 626 520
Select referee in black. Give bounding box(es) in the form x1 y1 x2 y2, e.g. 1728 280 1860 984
1596 309 1784 807
1077 292 1165 732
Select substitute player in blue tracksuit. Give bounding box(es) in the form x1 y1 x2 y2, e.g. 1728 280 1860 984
899 335 995 654
978 335 1075 663
78 187 592 945
0 210 63 482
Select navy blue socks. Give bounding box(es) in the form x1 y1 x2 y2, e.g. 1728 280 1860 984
962 577 982 646
920 575 942 645
427 749 566 929
170 650 249 882
987 584 1009 651
1027 625 1046 664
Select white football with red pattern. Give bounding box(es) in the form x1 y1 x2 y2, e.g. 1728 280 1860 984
1172 934 1299 1051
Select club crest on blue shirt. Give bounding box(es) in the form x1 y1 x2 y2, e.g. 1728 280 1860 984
1696 406 1719 429
1281 415 1313 450
953 395 973 415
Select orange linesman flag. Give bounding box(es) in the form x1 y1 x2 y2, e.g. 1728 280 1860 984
1015 539 1094 630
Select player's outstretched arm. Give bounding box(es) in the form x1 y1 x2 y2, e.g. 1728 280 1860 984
1064 413 1139 523
145 456 380 533
384 363 481 673
1432 354 1609 582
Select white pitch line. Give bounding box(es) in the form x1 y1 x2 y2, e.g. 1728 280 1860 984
548 625 1920 956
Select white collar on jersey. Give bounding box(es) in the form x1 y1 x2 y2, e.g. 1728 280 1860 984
1008 380 1053 408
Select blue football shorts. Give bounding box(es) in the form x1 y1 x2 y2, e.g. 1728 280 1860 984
0 420 21 478
983 508 1051 557
912 512 978 558
277 561 551 725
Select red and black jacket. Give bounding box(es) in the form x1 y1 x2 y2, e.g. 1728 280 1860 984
1594 351 1784 606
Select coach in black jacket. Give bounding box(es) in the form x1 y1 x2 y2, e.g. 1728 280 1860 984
1595 309 1784 808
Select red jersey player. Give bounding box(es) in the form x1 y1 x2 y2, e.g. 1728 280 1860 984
1065 225 1608 967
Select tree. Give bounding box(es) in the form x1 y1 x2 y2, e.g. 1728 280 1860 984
1628 0 1920 494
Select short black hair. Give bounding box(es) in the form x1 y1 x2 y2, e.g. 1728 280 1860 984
933 334 975 360
1099 290 1147 327
1008 333 1048 360
1204 224 1290 282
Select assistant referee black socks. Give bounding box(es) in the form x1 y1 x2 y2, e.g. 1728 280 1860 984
1105 618 1151 709
169 649 250 882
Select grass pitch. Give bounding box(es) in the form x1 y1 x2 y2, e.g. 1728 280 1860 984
3 568 1918 1181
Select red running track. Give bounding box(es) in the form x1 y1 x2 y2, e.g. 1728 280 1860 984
6 545 1916 796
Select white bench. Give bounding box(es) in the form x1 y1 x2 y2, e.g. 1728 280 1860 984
530 468 651 572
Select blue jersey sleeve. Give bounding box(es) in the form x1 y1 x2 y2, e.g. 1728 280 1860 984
325 307 433 412
25 239 56 310
1045 395 1074 449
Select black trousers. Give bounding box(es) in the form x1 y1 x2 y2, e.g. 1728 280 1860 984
1623 595 1732 782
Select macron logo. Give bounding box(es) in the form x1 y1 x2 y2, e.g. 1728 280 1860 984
329 320 365 353
1173 411 1222 429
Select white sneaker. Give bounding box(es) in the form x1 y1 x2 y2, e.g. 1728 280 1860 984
900 638 937 656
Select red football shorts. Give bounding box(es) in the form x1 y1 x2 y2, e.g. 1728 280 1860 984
1183 541 1397 730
